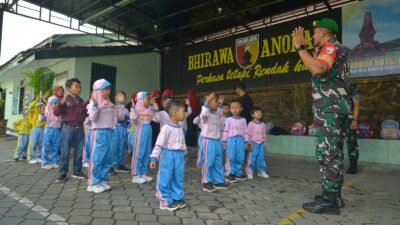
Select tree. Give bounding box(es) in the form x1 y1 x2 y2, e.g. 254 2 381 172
23 67 55 98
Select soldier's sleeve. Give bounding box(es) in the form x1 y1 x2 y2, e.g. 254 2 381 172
317 42 337 72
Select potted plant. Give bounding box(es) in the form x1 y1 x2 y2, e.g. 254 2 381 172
23 67 55 99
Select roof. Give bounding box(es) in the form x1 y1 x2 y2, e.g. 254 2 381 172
0 33 154 75
21 0 336 48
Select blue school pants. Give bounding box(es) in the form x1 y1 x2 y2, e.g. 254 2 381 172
225 136 245 176
88 129 114 185
246 142 267 175
131 123 152 176
200 137 224 184
42 128 60 165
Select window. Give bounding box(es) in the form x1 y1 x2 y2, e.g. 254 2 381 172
91 63 117 99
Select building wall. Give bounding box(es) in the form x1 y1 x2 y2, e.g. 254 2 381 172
1 53 161 132
74 52 161 99
1 80 22 129
0 58 76 131
178 75 400 138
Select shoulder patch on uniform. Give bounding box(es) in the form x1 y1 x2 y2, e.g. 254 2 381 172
326 46 335 54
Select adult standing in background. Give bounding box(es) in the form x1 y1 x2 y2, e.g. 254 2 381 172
186 90 201 146
235 82 253 124
343 84 360 174
161 89 175 99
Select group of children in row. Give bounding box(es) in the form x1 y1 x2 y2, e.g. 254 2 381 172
193 93 270 195
13 86 65 170
12 78 270 212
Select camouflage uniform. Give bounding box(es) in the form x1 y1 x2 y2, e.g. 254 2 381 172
341 84 360 161
312 38 350 193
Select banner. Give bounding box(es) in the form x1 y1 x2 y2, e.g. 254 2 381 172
342 0 400 77
180 10 341 92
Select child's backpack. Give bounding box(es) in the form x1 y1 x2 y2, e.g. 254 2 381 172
356 123 373 138
265 121 274 134
290 122 306 136
308 123 317 136
380 120 399 139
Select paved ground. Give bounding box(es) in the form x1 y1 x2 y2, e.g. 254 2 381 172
0 136 399 225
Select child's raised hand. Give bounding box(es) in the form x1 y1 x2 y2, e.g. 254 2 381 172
60 95 68 104
150 162 156 169
151 97 159 110
42 91 50 100
35 95 40 102
91 92 98 105
185 98 190 105
218 95 225 104
206 93 215 103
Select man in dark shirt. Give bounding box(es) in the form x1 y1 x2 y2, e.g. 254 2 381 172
54 78 88 181
235 82 253 124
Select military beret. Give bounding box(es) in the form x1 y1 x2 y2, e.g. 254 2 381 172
313 18 339 34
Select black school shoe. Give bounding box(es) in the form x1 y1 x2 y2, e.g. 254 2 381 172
72 171 87 179
22 156 27 160
13 158 19 162
214 183 230 190
202 183 217 192
303 192 340 215
116 165 130 173
108 168 117 176
160 201 180 211
173 200 187 209
225 175 238 183
235 174 248 181
56 173 67 182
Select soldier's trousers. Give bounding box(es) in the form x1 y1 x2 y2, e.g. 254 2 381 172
314 111 346 193
341 119 359 161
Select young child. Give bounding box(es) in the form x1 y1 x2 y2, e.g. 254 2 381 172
53 86 64 99
82 116 92 168
54 78 87 181
127 92 137 156
87 79 115 193
27 96 46 164
159 97 192 133
193 115 204 168
150 99 187 211
114 91 130 173
12 112 32 161
221 103 230 166
40 96 62 169
179 98 192 135
199 93 229 192
222 100 250 183
130 92 160 184
246 107 270 179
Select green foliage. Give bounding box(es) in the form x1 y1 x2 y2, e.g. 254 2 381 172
23 67 55 97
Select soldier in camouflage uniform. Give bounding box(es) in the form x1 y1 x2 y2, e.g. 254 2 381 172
293 18 350 215
342 84 360 174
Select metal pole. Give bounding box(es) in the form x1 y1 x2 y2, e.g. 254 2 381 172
0 10 4 58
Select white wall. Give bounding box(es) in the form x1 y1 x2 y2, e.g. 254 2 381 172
74 52 161 99
1 52 161 131
1 80 21 130
0 58 76 130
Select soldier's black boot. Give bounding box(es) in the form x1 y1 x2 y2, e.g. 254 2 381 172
336 190 345 208
346 160 358 174
303 191 340 215
314 189 345 208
